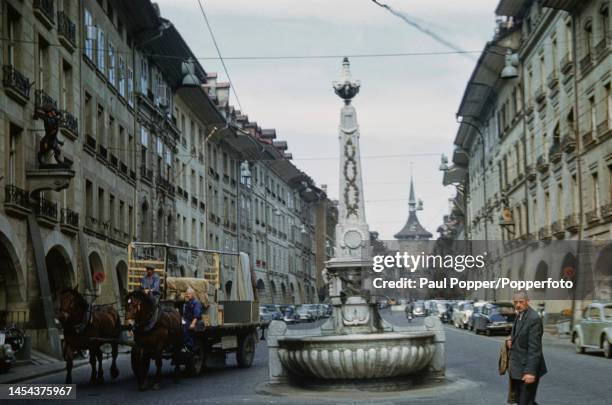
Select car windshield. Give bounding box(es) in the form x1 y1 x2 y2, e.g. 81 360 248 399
463 304 473 310
604 305 612 320
492 305 515 315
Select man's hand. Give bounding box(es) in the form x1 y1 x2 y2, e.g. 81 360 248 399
189 320 197 330
505 338 512 349
522 374 536 384
144 289 150 294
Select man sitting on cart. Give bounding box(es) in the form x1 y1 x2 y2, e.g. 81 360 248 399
182 287 202 352
141 265 161 305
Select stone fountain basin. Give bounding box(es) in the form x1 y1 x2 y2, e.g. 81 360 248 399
278 332 436 380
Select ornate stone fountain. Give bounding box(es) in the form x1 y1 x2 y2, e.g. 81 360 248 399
267 58 445 388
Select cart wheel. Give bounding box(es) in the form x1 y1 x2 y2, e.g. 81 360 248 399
236 334 256 368
131 349 149 376
187 346 206 376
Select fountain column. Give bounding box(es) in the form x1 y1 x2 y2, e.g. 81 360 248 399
325 58 379 335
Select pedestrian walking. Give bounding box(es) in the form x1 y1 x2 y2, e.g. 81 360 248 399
505 291 547 405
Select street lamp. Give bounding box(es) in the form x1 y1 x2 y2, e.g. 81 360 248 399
500 50 520 79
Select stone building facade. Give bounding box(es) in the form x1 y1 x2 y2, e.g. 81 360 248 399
443 0 612 319
0 0 331 357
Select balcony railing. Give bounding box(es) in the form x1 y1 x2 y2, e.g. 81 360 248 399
534 86 546 103
84 134 96 154
595 39 608 59
585 209 599 224
57 10 76 51
4 185 31 217
120 162 128 175
60 208 79 228
110 154 118 167
140 166 152 182
551 221 564 237
538 226 551 240
59 109 78 137
597 119 610 137
560 52 573 75
549 143 562 164
33 0 55 28
3 65 31 104
547 70 559 90
580 53 593 73
536 155 549 173
561 133 576 154
582 131 595 147
564 214 579 233
85 216 97 231
35 197 58 222
35 89 57 112
98 145 108 161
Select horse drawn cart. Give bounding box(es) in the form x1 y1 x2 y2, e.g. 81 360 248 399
126 242 264 387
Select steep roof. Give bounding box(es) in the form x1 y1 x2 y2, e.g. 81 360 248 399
394 178 433 240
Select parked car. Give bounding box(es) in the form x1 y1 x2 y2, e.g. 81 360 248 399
467 301 488 331
296 305 315 322
472 302 515 336
572 302 612 358
280 305 299 324
440 302 454 323
259 306 276 322
262 304 283 321
452 301 473 328
413 301 426 317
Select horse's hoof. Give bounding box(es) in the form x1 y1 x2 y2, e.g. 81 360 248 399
152 383 160 391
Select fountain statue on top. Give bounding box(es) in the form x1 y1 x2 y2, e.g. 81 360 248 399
266 58 445 388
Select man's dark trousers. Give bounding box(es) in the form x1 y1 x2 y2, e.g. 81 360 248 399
511 378 539 405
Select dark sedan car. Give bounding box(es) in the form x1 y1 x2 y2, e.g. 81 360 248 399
472 302 515 336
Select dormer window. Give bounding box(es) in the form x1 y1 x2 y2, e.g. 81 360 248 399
584 19 593 56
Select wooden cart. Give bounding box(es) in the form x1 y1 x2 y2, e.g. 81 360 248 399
126 242 264 376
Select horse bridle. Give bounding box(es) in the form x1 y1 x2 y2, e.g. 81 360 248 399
128 296 159 332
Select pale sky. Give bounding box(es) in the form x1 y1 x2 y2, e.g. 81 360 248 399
156 0 497 239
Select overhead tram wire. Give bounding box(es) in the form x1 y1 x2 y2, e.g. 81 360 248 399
195 0 243 112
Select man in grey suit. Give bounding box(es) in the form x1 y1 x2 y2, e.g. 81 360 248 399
505 291 547 405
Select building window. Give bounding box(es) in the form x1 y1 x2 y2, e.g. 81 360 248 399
584 19 593 56
84 9 94 60
6 6 21 68
127 66 134 106
97 28 105 71
602 3 610 44
37 36 49 92
565 18 573 61
140 57 148 94
61 60 73 110
592 172 600 211
118 57 126 97
605 83 611 126
8 124 21 185
557 182 564 223
108 42 115 86
97 105 105 145
85 180 93 219
98 188 105 224
589 96 596 133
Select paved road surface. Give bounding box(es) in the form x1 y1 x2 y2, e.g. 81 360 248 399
19 311 612 404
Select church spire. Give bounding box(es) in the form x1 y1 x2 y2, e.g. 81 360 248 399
394 176 432 241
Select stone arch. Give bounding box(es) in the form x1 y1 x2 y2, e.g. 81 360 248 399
45 245 75 304
256 278 265 295
534 260 548 291
281 283 287 302
225 280 233 297
270 280 277 302
0 230 26 322
115 260 128 304
88 251 111 301
289 282 295 304
594 243 612 300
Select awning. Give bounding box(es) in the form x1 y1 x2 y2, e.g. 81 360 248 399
175 86 225 125
443 166 467 186
495 0 529 17
541 0 581 11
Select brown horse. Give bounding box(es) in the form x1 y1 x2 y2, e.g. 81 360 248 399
57 287 121 384
125 290 182 390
